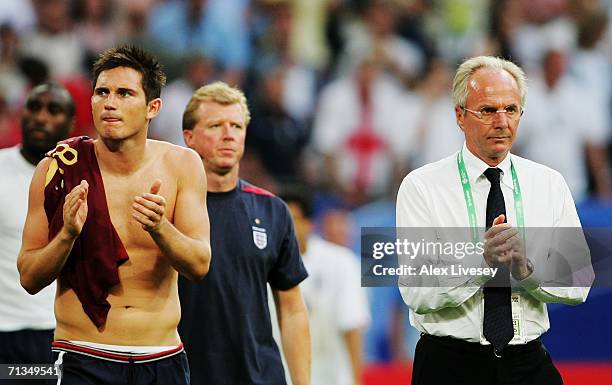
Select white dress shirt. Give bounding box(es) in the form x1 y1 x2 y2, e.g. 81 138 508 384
396 143 592 344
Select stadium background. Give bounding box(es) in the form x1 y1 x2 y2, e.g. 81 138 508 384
0 0 611 383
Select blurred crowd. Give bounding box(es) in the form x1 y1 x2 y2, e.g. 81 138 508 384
1 0 611 364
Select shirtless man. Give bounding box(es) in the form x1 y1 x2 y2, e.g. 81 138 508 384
17 46 211 384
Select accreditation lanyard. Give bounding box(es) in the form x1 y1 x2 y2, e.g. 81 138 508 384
456 150 525 244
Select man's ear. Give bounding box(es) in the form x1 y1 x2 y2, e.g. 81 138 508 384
455 105 465 131
183 129 193 147
146 98 162 120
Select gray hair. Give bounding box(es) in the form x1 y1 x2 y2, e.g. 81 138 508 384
452 56 528 108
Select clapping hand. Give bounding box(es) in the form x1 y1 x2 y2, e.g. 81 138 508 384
483 214 531 279
132 179 167 233
63 180 89 237
483 215 519 266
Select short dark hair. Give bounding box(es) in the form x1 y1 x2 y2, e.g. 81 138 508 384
279 186 314 219
92 45 166 102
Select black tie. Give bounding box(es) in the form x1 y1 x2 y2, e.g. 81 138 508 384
482 167 514 352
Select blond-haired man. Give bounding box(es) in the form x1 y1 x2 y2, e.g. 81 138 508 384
179 82 311 385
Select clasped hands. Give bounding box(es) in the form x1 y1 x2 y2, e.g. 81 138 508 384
483 214 532 281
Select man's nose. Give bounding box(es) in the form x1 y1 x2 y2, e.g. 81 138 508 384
33 106 52 124
104 93 117 109
221 124 235 140
491 110 510 128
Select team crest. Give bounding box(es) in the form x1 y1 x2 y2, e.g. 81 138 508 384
252 226 267 250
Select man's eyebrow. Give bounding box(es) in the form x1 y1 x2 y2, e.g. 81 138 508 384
117 87 137 94
206 117 227 125
477 102 518 108
93 86 137 93
47 101 65 110
206 119 244 126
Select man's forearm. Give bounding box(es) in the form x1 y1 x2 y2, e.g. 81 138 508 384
344 329 363 385
149 219 211 280
18 227 76 294
280 305 311 385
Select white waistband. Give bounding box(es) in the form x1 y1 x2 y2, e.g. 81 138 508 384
67 340 179 355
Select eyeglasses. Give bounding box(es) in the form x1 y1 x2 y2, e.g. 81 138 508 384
462 105 523 122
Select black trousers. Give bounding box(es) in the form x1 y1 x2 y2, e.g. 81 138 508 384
53 350 190 385
0 329 54 385
411 334 563 385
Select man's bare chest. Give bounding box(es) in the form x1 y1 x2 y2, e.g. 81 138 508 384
100 171 177 248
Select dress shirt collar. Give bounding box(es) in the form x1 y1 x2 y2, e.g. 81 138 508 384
461 142 514 189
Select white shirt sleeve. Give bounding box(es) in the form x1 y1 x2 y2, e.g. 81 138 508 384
518 173 593 304
396 174 490 314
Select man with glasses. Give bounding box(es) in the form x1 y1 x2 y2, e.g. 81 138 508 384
0 83 74 384
396 56 592 385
